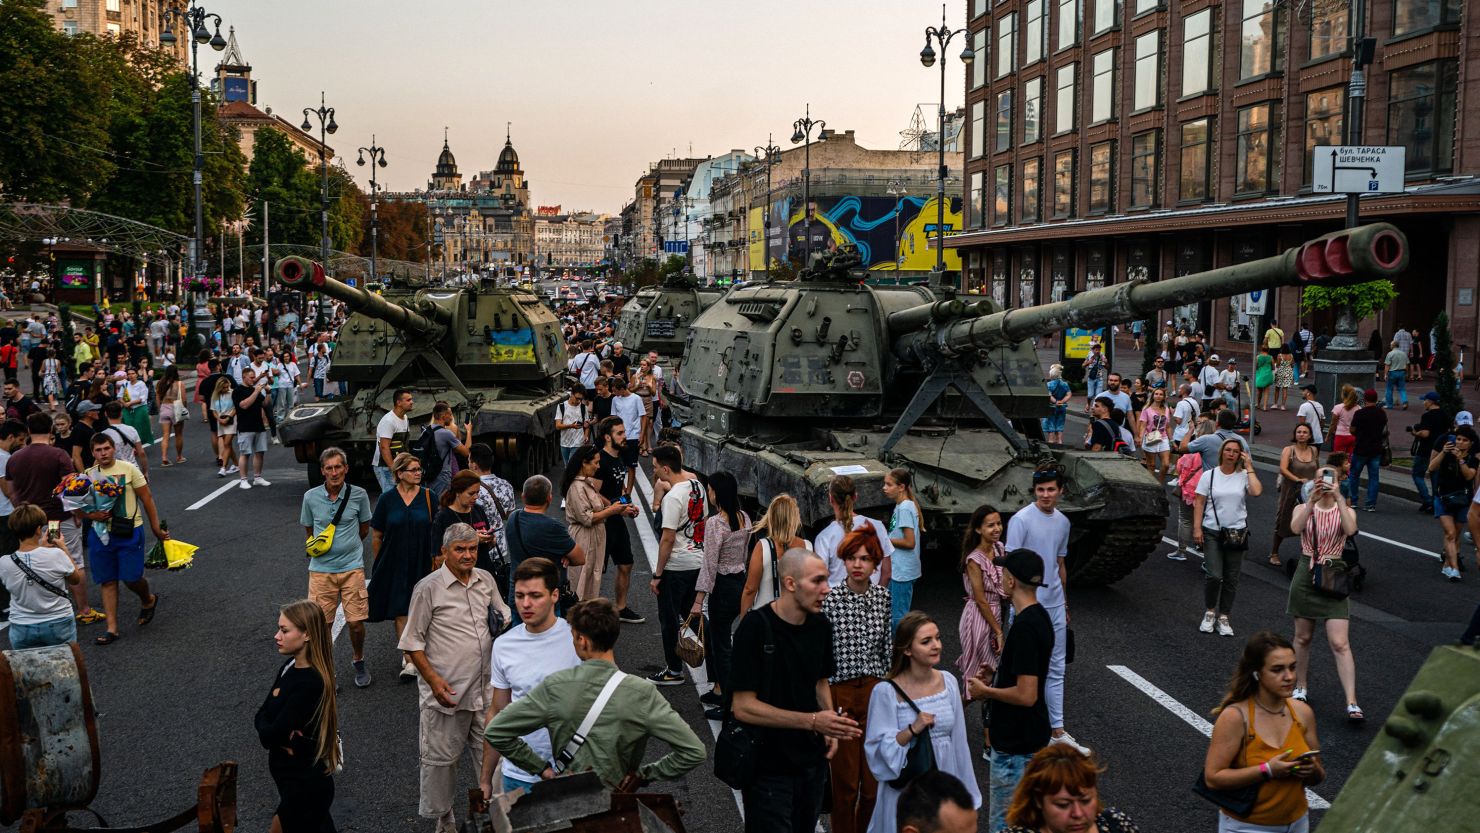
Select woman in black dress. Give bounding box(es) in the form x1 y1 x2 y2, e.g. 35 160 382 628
368 452 436 680
256 599 339 832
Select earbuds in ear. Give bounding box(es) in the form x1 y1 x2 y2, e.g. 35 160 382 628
1252 671 1259 681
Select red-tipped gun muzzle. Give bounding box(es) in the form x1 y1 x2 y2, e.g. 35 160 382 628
274 255 326 289
1295 224 1407 284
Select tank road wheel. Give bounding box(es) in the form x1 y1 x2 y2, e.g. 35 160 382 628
1065 516 1165 586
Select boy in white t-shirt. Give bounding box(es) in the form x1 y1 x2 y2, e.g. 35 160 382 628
649 445 706 687
553 386 591 464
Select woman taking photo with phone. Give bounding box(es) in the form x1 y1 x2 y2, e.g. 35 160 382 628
256 599 339 832
864 612 980 833
1193 439 1264 637
1427 425 1477 581
1203 631 1322 833
1288 466 1363 722
0 505 83 649
1267 423 1320 569
563 444 635 600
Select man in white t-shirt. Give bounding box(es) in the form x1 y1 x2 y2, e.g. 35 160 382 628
1296 385 1326 447
374 389 414 493
1004 465 1088 756
1171 383 1201 446
480 557 581 796
1219 359 1242 411
553 385 591 464
567 341 600 396
1199 355 1225 408
648 445 706 687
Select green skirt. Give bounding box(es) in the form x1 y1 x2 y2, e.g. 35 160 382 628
1287 556 1350 620
122 403 155 446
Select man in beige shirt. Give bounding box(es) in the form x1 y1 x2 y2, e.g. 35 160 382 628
400 522 510 833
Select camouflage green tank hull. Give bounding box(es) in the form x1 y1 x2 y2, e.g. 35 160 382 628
678 423 1166 585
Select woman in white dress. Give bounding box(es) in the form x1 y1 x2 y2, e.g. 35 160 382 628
864 612 981 833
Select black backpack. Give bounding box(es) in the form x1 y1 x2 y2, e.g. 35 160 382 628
412 424 448 483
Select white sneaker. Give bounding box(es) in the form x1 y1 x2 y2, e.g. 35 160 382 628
1291 687 1308 702
1199 612 1216 633
238 479 251 490
1049 731 1091 755
253 476 271 487
1217 617 1234 637
400 657 417 680
271 436 281 445
225 464 239 474
217 466 226 477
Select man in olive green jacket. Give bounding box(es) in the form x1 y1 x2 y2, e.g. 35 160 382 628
484 598 705 790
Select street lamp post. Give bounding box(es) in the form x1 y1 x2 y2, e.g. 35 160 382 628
754 136 780 280
886 179 908 273
159 2 225 332
920 3 974 287
301 93 338 329
790 106 825 267
356 137 388 284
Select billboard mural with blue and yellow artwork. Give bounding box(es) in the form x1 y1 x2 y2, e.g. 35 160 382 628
748 195 962 273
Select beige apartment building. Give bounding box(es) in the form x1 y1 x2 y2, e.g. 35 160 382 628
45 0 188 62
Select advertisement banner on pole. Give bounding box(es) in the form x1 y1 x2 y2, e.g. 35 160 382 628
1063 327 1106 360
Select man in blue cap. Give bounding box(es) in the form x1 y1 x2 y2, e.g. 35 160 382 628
1409 391 1448 512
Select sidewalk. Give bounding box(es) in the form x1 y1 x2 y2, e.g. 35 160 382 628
1036 338 1434 502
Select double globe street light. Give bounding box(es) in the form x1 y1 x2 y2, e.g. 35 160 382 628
790 106 825 267
920 4 974 285
356 138 388 284
301 94 338 329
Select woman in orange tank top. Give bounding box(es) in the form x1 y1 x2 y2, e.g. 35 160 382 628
1202 631 1324 833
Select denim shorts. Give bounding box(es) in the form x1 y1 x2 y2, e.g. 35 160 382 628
1041 408 1067 433
988 749 1033 833
10 615 78 649
236 431 268 455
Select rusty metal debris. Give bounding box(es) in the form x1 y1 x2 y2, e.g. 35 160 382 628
463 770 686 833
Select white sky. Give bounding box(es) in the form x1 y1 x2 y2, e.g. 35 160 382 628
214 0 969 213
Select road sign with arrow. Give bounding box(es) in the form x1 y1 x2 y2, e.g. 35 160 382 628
1311 146 1406 195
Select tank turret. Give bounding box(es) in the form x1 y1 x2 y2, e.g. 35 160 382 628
675 225 1408 585
274 257 569 486
613 273 725 360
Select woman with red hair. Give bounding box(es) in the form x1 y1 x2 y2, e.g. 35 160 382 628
1001 744 1139 833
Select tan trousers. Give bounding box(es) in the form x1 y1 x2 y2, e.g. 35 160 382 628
829 677 881 833
418 706 486 820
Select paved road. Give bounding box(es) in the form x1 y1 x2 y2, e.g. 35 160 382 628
5 416 1472 831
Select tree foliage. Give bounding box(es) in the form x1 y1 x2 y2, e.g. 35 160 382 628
1432 311 1464 417
243 128 320 249
369 199 430 262
1299 280 1399 321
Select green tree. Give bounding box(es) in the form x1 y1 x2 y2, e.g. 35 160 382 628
1299 280 1399 322
326 166 364 254
1432 311 1463 417
244 128 320 249
0 1 114 201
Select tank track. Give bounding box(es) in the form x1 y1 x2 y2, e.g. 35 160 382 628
1066 515 1166 586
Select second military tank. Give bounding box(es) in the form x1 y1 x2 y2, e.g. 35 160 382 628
613 272 725 360
274 257 569 486
676 224 1408 584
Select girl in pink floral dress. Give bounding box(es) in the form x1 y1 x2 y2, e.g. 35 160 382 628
956 504 1007 691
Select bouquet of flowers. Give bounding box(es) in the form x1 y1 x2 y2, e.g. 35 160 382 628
79 476 126 545
53 473 94 513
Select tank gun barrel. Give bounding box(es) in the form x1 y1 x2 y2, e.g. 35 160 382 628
887 300 966 334
913 223 1408 358
274 256 448 335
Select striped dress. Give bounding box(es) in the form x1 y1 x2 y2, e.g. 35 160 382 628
956 542 1007 682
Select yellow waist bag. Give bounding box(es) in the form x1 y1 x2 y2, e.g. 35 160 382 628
306 488 353 558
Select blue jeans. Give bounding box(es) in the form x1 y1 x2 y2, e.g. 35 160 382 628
503 773 538 794
1349 453 1381 509
373 466 396 493
560 445 578 464
1385 372 1407 407
10 615 77 649
313 378 325 399
1085 377 1104 404
989 749 1034 833
889 578 915 632
1412 455 1433 509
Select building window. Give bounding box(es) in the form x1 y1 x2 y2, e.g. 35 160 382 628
106 0 121 10
1091 49 1115 123
1239 0 1284 79
1025 0 1047 64
1088 141 1114 213
62 20 79 35
1308 5 1348 60
106 22 121 35
1388 61 1457 175
1023 76 1043 144
1022 158 1042 222
1181 10 1214 97
1093 0 1119 34
1393 0 1460 35
971 100 986 159
971 0 985 18
1235 102 1281 194
972 29 988 89
1053 150 1076 217
1134 0 1160 14
1057 0 1078 49
969 171 985 229
1130 131 1159 207
1055 63 1077 134
1133 31 1160 111
1303 88 1344 185
1180 118 1213 202
996 90 1014 152
61 0 77 7
997 13 1017 78
994 165 1013 226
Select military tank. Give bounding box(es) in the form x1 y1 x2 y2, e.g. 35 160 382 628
1320 643 1480 830
676 224 1408 584
613 273 725 360
274 257 569 486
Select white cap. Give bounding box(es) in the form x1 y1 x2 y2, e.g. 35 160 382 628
1208 354 1221 361
1457 411 1475 426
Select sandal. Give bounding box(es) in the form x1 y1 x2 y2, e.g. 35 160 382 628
137 594 160 627
76 609 106 625
176 456 187 464
1267 555 1282 568
161 459 171 467
1347 703 1366 723
94 631 120 645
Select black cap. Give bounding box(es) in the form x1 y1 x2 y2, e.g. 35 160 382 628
993 548 1046 587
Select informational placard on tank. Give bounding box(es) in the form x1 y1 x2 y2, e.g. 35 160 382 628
645 319 677 339
488 328 536 363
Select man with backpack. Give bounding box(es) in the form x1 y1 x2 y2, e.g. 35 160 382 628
1085 397 1124 453
647 445 707 687
416 402 472 502
567 340 601 400
1179 408 1248 471
553 385 591 465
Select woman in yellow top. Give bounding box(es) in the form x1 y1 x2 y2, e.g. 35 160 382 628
1203 631 1324 833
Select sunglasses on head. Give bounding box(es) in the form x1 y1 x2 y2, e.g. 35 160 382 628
1032 470 1060 484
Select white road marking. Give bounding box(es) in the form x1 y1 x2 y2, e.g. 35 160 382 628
1356 530 1439 560
185 478 243 511
1106 664 1330 810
